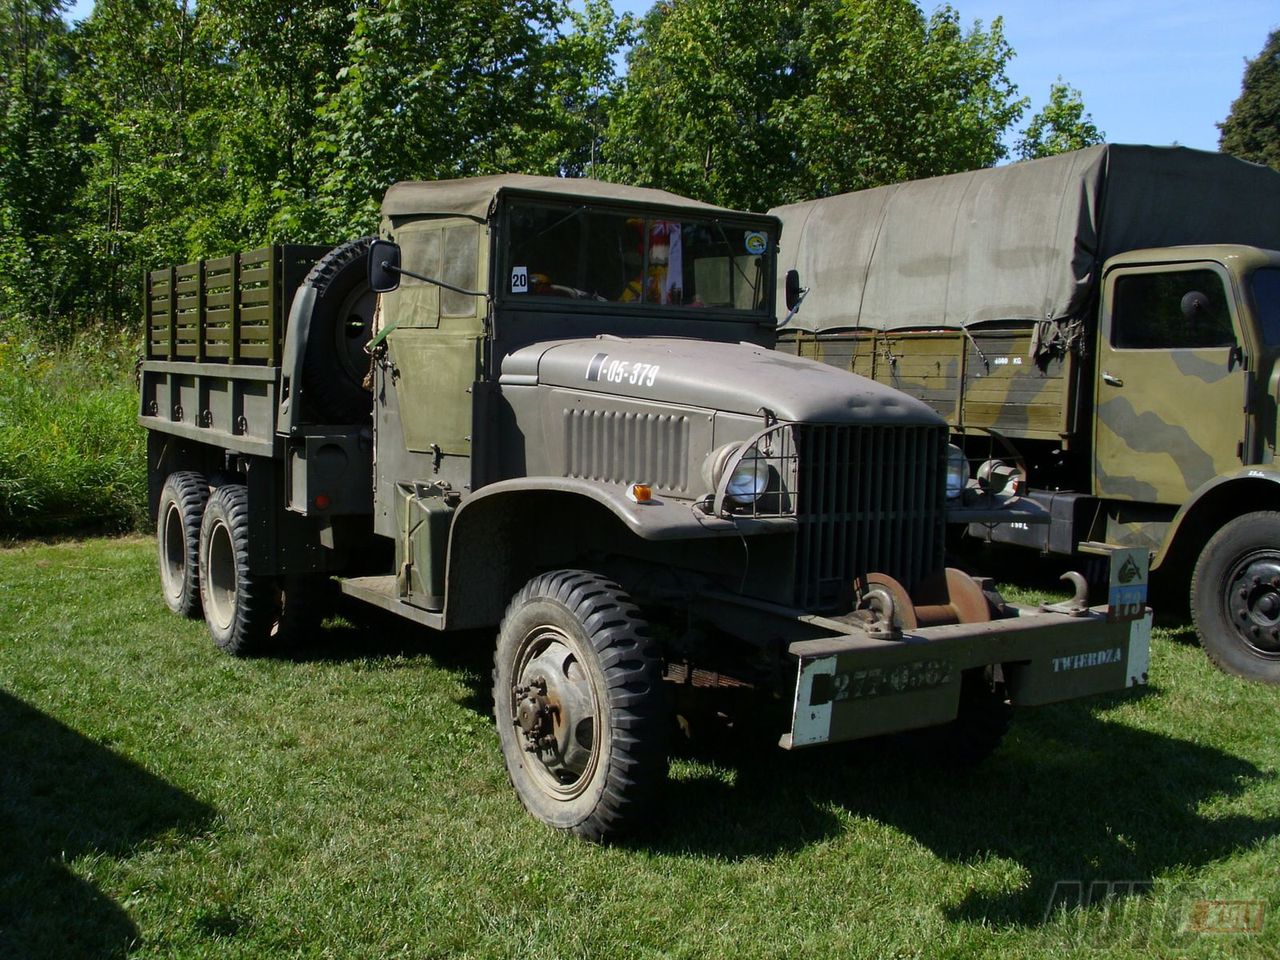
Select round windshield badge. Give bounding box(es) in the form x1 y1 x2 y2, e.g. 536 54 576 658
744 231 768 255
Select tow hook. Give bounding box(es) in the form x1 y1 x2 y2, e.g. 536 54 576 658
1040 571 1091 617
859 586 903 641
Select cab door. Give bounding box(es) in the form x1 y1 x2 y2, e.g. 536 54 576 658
1094 262 1247 504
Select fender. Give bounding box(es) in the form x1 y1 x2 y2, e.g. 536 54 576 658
276 284 319 435
437 478 795 629
1155 466 1280 568
449 476 793 544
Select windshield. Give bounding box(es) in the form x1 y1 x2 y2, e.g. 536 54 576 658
1250 267 1280 347
503 200 774 314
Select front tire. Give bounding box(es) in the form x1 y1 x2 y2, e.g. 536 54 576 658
1191 511 1280 683
493 571 668 842
157 471 208 618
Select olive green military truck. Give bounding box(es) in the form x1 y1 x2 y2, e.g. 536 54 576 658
140 175 1149 841
773 144 1280 684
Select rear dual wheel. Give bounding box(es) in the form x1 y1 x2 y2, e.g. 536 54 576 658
197 484 325 656
157 471 209 618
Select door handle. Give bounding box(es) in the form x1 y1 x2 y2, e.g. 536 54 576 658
1102 372 1124 387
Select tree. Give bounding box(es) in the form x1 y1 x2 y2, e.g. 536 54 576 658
0 1 84 333
68 0 227 326
308 0 623 239
1015 79 1103 160
1219 29 1280 171
602 0 1026 211
196 0 366 246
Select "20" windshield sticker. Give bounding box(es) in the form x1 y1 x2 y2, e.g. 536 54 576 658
585 352 661 388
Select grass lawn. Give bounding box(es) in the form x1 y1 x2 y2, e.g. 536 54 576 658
1 536 1277 959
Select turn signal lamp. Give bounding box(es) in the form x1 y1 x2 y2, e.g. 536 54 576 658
628 483 653 503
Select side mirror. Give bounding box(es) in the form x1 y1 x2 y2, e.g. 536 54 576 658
784 269 801 311
369 238 402 293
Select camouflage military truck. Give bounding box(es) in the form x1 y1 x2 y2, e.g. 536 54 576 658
139 174 1149 841
773 144 1280 683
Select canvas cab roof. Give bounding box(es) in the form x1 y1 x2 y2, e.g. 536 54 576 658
382 173 747 222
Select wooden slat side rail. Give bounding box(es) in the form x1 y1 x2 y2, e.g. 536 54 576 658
143 244 332 365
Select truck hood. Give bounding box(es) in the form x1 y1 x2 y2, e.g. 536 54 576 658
500 336 943 425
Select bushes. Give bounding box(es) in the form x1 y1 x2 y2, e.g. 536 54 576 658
0 332 147 538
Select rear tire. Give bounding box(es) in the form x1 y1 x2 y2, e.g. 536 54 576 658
493 571 668 842
198 485 325 656
157 471 208 618
1191 511 1280 683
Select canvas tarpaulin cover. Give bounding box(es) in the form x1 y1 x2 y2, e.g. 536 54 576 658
771 145 1280 354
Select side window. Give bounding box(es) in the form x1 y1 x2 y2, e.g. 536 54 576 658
440 224 480 317
1111 268 1235 349
1249 267 1280 347
393 220 482 328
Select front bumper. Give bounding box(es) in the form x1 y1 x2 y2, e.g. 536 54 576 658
782 605 1151 748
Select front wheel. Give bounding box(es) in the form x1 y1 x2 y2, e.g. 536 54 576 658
1191 511 1280 683
493 571 668 842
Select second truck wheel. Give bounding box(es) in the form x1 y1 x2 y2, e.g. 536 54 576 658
1191 511 1280 683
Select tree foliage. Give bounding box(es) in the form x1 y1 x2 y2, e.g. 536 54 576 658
0 1 81 330
0 0 1094 338
603 0 1026 210
1015 79 1103 161
1219 29 1280 171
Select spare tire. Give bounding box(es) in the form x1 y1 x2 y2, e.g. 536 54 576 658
301 236 377 423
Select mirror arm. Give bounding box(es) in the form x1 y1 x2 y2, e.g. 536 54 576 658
778 286 809 329
381 261 488 300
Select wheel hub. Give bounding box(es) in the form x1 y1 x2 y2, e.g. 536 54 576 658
1228 556 1280 654
511 632 597 793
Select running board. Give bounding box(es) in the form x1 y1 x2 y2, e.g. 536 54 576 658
339 576 445 631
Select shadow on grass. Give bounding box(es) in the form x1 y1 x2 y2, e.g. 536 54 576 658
284 595 498 716
639 688 1277 929
0 690 213 960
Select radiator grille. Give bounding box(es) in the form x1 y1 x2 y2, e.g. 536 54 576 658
793 423 946 611
563 409 690 492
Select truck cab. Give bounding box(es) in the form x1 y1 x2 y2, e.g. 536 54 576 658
1094 245 1280 508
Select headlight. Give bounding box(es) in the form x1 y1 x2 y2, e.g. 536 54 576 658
725 446 771 504
946 444 968 500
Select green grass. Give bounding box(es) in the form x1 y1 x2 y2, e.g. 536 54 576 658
0 333 146 538
1 536 1278 959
